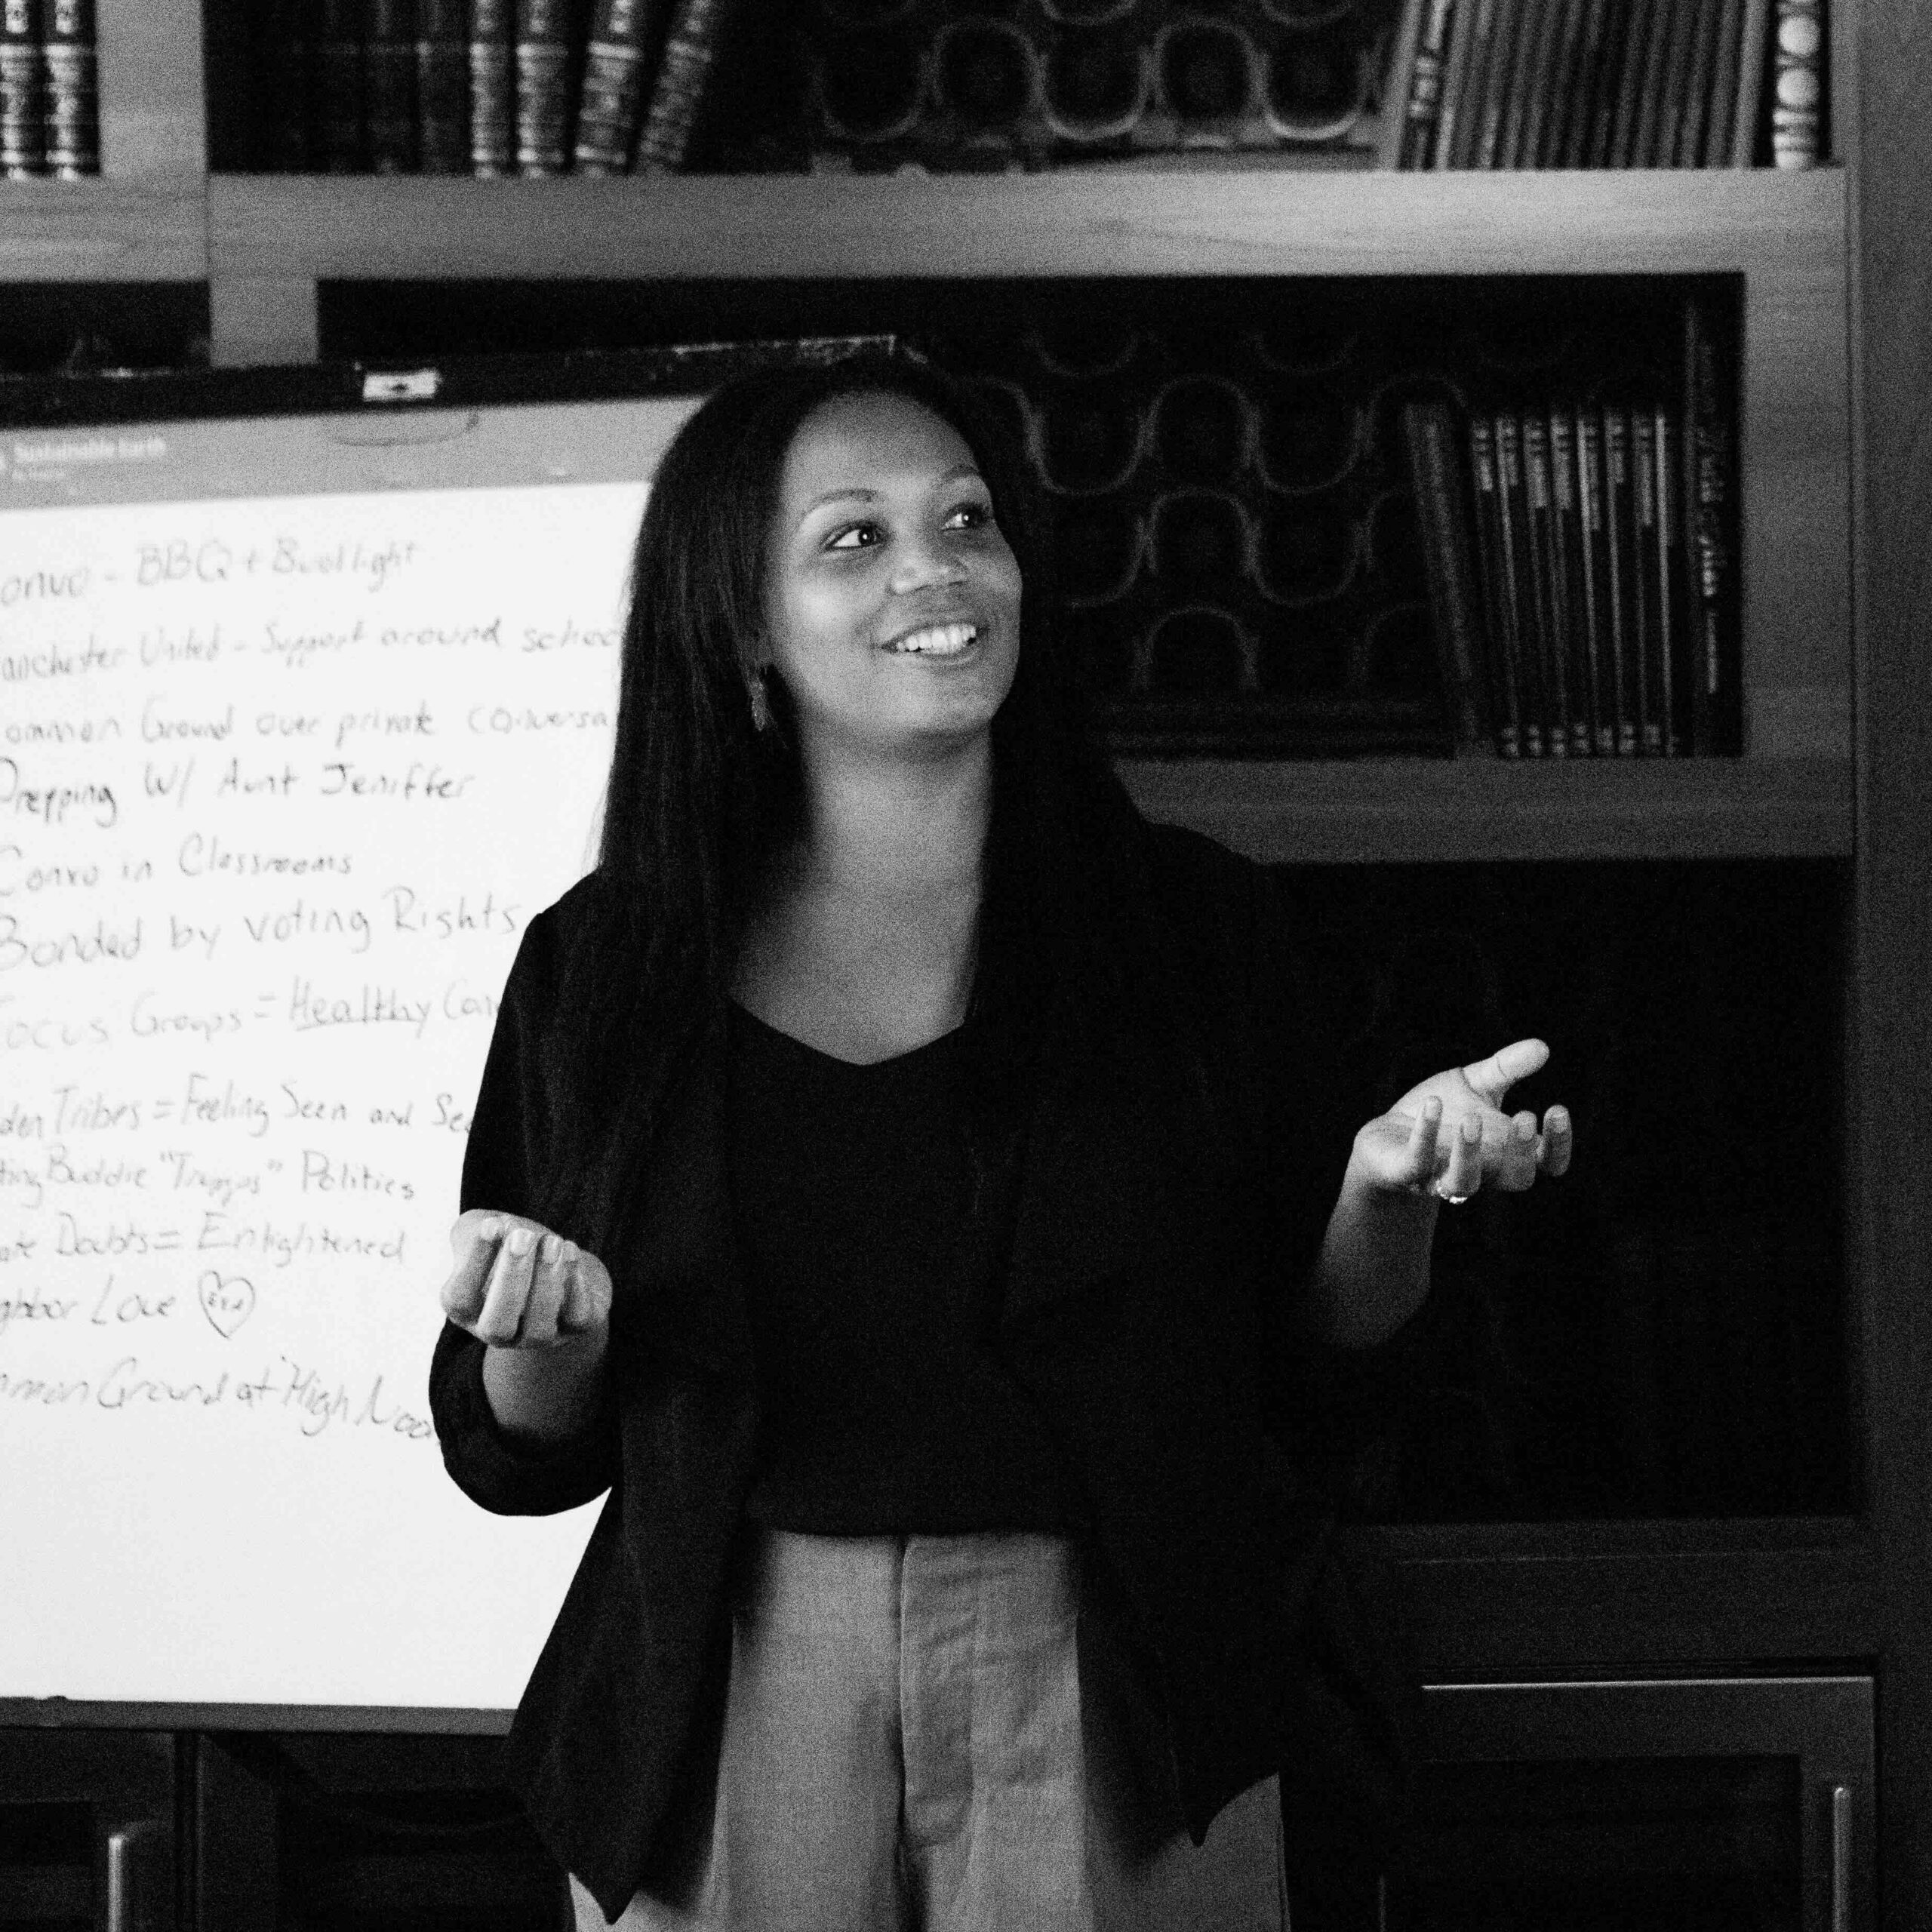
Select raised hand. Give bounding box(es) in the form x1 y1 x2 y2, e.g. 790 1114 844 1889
440 1208 612 1349
1353 1037 1573 1205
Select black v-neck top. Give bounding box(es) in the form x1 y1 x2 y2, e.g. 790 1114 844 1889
724 998 1078 1534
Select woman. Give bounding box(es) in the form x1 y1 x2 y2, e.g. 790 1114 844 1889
429 349 1571 1930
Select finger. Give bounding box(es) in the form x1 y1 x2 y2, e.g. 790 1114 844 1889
475 1220 540 1345
1438 1112 1484 1199
440 1214 506 1326
1540 1106 1573 1178
1406 1097 1444 1189
557 1242 594 1334
1497 1109 1540 1189
519 1232 569 1345
1462 1038 1550 1109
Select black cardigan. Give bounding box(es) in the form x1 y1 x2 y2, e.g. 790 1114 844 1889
429 819 1414 1921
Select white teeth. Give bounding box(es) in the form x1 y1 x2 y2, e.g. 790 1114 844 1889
887 623 977 656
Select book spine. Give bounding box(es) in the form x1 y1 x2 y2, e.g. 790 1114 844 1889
315 0 368 171
1770 0 1822 166
39 0 91 175
1575 405 1617 755
1548 408 1593 753
1494 411 1547 755
0 0 43 179
1404 401 1498 752
1398 0 1456 169
1607 0 1659 165
1432 0 1484 165
470 0 515 175
1629 0 1685 166
1650 0 1706 167
415 0 470 172
1493 0 1552 168
1684 300 1737 753
366 0 417 172
1468 417 1524 756
516 0 580 176
1441 0 1497 165
1536 0 1592 167
1700 0 1747 165
1515 0 1574 167
1674 0 1729 165
1522 411 1570 755
1631 407 1663 753
1564 0 1620 165
1729 0 1773 163
1602 405 1639 754
574 0 659 174
635 0 733 173
1656 405 1689 755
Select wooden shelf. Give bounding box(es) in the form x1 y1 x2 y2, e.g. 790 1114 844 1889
1117 755 1852 863
0 177 206 281
206 165 1844 285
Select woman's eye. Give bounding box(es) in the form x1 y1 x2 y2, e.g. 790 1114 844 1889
946 501 994 531
825 523 878 551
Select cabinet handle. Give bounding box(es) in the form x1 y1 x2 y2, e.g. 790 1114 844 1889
1831 1784 1852 1932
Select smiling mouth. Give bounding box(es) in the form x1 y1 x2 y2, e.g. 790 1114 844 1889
883 621 980 657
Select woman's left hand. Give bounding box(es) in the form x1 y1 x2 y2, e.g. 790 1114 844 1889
1352 1037 1573 1205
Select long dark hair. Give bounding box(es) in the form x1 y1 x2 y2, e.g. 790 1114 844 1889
540 346 1161 1230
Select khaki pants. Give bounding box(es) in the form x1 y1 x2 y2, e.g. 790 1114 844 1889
571 1528 1287 1931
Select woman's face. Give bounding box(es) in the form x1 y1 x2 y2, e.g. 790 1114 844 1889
761 389 1024 764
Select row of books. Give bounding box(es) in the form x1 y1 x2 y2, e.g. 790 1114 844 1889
1383 0 1824 171
1404 307 1740 757
0 0 96 178
249 0 735 176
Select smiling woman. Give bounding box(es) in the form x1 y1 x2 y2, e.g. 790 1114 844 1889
426 347 1571 1932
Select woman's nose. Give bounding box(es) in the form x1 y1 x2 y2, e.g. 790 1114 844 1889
888 531 968 595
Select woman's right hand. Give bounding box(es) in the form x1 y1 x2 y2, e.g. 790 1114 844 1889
440 1208 613 1350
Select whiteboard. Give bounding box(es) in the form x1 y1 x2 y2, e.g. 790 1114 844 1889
0 391 702 1712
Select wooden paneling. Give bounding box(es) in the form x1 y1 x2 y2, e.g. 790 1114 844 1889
0 180 207 281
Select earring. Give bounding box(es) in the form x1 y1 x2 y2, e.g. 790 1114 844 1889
746 666 773 734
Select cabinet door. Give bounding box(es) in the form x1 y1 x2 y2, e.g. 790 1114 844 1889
0 1730 175 1932
1381 1676 1872 1932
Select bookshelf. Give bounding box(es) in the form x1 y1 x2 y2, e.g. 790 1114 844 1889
3 0 1928 1922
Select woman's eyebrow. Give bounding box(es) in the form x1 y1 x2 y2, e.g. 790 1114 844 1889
798 466 986 518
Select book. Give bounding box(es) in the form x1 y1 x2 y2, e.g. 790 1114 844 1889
1601 405 1639 753
574 0 663 174
634 0 737 172
1681 299 1738 752
1521 411 1571 753
1534 0 1592 166
1770 0 1822 165
1517 0 1579 165
1699 0 1747 164
1494 411 1548 754
1574 405 1617 754
1648 0 1706 167
1630 406 1664 752
1560 0 1619 165
0 0 43 178
315 0 367 171
1467 416 1525 755
415 0 470 172
1629 0 1687 166
1402 400 1498 752
1392 0 1455 169
1469 0 1524 167
365 0 417 173
1727 0 1773 163
1432 0 1491 165
39 0 91 175
515 0 581 176
1657 405 1691 752
1674 0 1730 164
469 0 516 175
1547 408 1594 752
1601 0 1659 165
1491 0 1553 166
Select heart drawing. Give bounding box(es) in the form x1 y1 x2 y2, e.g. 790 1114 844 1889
198 1271 257 1339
